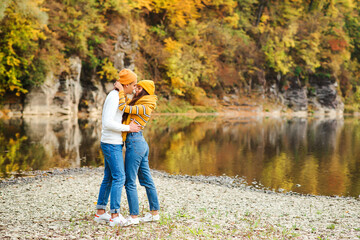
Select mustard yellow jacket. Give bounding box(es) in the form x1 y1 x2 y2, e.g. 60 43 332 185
118 90 157 141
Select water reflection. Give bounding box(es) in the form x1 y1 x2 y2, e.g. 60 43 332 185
0 115 359 197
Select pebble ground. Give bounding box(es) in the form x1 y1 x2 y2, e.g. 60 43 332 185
0 168 359 239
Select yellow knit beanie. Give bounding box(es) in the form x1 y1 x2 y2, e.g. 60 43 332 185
118 69 137 85
137 80 155 95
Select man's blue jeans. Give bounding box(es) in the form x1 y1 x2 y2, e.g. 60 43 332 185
125 132 160 215
96 142 125 213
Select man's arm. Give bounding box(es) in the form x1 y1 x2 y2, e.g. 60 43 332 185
102 92 130 133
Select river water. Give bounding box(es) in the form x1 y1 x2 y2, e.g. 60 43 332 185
1 115 359 197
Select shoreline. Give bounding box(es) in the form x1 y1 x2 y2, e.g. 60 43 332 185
0 110 351 121
1 166 358 200
0 104 352 119
1 167 359 239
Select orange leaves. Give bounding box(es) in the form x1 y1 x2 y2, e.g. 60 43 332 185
328 38 348 52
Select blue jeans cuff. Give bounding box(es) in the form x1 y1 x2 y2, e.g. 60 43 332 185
96 205 107 210
110 209 120 214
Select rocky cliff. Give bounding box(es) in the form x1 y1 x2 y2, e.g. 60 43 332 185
23 56 82 116
283 75 344 115
20 23 135 117
1 23 345 116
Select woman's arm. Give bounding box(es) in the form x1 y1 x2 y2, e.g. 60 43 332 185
118 90 152 116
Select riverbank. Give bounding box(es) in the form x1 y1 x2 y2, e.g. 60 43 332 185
1 167 359 239
0 94 349 119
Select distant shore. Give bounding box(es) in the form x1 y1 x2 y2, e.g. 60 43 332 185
0 108 349 120
1 167 359 239
0 98 353 119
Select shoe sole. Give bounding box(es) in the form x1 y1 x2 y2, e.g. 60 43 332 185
94 218 109 224
110 222 127 227
139 217 160 223
123 223 139 227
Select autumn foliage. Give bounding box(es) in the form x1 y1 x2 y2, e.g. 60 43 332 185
1 0 360 105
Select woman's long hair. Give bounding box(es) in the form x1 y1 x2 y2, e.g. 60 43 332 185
123 88 149 122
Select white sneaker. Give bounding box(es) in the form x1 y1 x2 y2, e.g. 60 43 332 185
109 214 126 227
94 212 111 223
139 212 160 222
123 216 140 227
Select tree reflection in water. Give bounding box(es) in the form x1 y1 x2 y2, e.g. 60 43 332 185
0 115 359 197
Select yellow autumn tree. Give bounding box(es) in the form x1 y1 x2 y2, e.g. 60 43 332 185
0 0 47 95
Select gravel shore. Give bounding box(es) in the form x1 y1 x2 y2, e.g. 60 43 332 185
1 167 359 239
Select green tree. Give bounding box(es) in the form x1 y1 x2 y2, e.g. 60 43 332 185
0 0 47 95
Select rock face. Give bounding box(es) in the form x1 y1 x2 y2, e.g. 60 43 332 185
21 21 136 117
114 24 135 71
282 75 344 113
308 75 344 113
23 56 82 116
78 75 107 117
284 87 308 111
79 23 136 116
283 77 308 112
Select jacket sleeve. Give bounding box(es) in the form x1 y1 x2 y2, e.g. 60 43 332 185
118 91 153 116
103 92 130 132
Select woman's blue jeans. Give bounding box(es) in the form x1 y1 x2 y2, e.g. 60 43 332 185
125 132 160 215
96 142 125 213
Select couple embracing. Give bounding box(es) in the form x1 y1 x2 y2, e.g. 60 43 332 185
94 69 160 227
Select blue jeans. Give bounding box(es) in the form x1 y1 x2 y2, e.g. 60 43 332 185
125 132 160 215
96 142 125 213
